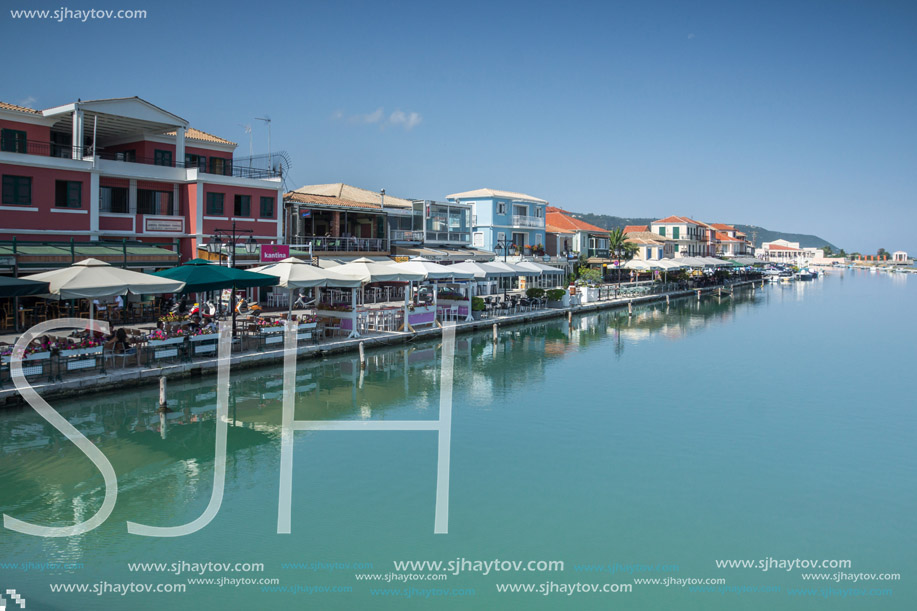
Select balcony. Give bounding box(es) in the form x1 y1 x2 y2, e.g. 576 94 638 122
425 231 471 244
512 215 545 228
390 230 424 243
0 139 280 180
588 248 610 259
290 235 388 253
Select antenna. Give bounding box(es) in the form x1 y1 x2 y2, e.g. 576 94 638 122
255 116 272 172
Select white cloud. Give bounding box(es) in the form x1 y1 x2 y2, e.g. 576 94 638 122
333 107 423 131
351 107 385 125
18 96 37 108
388 110 422 131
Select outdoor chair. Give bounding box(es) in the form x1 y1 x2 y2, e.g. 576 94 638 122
1 304 13 330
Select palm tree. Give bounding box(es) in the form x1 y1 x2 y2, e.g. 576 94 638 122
607 228 634 283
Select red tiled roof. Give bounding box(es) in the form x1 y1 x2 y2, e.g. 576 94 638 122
623 225 648 234
164 127 236 146
653 215 705 226
710 223 736 230
714 232 742 242
545 208 607 233
283 192 381 210
766 244 801 251
0 101 41 114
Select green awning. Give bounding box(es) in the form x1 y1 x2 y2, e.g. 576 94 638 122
0 276 50 297
151 258 278 293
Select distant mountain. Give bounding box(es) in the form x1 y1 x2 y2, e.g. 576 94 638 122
570 213 838 250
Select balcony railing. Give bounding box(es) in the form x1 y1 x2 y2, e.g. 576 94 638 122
290 235 388 252
512 215 545 228
588 249 610 259
425 231 471 243
0 139 280 179
390 230 424 243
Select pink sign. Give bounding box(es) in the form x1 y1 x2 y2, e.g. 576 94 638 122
260 244 290 263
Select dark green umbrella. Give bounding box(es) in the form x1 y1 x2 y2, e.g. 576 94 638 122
0 276 50 298
150 258 278 293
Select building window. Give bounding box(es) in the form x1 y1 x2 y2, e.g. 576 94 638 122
209 157 231 176
100 186 129 213
674 244 679 252
206 192 224 215
153 149 173 167
185 153 206 170
535 207 543 218
673 227 680 239
1 175 31 205
496 202 506 215
234 194 251 217
55 180 82 208
260 196 274 218
0 129 27 153
137 189 174 215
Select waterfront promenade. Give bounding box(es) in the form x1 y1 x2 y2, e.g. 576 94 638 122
0 279 760 406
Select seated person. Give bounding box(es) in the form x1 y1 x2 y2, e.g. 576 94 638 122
105 328 132 353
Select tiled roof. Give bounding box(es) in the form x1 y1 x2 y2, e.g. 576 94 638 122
626 237 665 246
0 101 41 114
284 191 381 211
709 223 736 230
765 244 801 251
626 231 672 242
446 188 547 204
545 208 607 233
164 127 236 146
653 215 706 226
623 225 648 234
295 184 414 209
714 232 742 242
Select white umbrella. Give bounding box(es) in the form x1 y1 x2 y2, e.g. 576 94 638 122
250 257 364 318
23 258 185 323
333 257 425 283
624 259 653 270
389 258 475 281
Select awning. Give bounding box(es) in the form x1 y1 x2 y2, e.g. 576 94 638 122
0 276 51 298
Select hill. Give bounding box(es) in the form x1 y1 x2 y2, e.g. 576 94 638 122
569 213 837 250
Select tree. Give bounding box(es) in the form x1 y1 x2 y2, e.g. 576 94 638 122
822 245 833 257
608 228 627 253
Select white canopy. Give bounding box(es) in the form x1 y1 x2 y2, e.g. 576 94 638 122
332 257 425 284
389 258 475 281
515 261 565 275
702 257 732 267
656 259 688 270
624 259 653 270
250 257 363 288
450 261 514 279
675 257 708 268
22 258 185 299
486 261 541 276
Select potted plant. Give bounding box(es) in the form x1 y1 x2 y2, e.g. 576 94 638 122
471 296 486 320
533 243 545 256
523 244 533 256
546 288 567 308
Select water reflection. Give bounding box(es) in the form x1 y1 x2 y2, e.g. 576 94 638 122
0 284 767 530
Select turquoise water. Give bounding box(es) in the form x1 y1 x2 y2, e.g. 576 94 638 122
0 270 914 610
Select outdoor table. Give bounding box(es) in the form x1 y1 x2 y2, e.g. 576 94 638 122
17 308 33 328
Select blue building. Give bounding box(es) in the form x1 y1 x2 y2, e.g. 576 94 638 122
445 188 547 256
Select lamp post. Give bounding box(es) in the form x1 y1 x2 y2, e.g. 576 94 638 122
494 237 511 300
207 221 258 336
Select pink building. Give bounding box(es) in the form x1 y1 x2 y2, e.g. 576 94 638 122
0 97 283 267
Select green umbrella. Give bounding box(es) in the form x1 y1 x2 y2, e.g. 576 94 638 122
151 258 278 293
0 276 50 298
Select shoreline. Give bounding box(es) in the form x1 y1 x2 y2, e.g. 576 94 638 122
0 280 761 408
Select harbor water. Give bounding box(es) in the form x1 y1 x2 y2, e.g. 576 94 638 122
0 270 914 610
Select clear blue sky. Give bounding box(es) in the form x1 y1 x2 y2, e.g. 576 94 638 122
4 0 915 253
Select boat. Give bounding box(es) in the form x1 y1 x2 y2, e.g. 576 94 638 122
795 269 816 281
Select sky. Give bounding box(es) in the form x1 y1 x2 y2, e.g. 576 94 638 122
3 0 915 253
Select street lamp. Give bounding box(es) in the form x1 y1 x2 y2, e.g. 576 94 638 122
209 221 258 335
494 237 512 300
